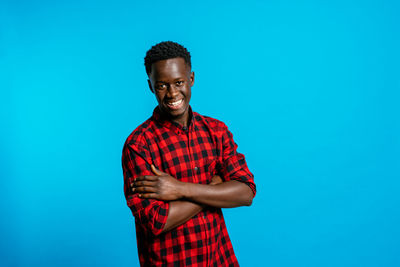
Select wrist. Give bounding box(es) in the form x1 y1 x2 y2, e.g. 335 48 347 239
177 180 189 199
179 181 194 199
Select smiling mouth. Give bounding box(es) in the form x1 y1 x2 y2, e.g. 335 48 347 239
165 99 184 110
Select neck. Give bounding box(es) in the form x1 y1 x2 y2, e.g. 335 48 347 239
170 113 189 127
159 107 191 128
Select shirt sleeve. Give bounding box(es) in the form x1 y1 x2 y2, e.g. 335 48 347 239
122 138 169 236
220 123 256 196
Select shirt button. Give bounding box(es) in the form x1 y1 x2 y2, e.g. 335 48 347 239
194 166 198 171
203 216 206 219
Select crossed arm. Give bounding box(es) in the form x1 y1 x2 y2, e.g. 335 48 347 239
131 165 254 233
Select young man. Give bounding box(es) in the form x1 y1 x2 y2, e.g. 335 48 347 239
122 41 256 266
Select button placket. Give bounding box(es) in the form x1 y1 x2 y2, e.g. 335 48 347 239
186 127 198 183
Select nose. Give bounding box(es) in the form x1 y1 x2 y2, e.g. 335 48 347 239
166 84 179 97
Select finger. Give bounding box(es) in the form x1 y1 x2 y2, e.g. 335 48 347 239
134 176 146 182
210 175 223 185
135 175 158 182
151 164 166 176
133 180 157 187
135 175 157 181
135 185 158 193
139 193 158 199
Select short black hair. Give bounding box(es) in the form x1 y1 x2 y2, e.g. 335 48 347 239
144 41 191 75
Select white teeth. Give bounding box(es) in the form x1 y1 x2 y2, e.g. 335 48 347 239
168 99 183 106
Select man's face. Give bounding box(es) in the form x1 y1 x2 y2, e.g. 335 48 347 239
148 57 194 125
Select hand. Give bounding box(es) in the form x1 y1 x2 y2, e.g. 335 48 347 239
209 175 223 185
131 165 184 201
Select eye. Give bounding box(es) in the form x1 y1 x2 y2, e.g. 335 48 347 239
176 81 184 86
155 84 167 90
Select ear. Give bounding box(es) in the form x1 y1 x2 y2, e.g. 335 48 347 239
148 79 154 93
190 71 195 87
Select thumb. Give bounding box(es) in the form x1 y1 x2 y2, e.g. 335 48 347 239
151 164 164 176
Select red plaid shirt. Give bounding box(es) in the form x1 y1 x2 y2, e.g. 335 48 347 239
122 107 256 266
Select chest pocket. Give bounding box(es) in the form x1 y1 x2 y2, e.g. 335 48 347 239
194 157 219 184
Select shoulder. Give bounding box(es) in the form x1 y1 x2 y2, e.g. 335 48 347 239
193 111 229 133
123 117 155 151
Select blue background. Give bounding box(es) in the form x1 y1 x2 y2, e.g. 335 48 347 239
1 0 399 266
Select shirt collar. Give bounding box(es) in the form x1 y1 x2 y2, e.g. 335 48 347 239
152 106 195 133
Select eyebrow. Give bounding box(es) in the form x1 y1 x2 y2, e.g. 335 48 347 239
155 78 185 83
